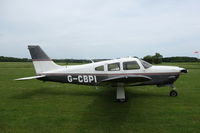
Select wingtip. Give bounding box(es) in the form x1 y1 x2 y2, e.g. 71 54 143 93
14 78 24 81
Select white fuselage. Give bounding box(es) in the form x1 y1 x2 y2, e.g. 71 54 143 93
37 57 186 86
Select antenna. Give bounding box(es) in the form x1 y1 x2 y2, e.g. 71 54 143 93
89 59 94 63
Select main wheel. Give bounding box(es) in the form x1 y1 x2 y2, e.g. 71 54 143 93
119 99 126 102
170 90 178 97
116 99 126 103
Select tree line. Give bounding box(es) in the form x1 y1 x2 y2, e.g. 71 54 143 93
0 56 30 62
0 56 108 64
143 53 199 64
0 55 199 64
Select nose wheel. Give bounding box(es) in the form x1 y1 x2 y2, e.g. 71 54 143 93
170 90 178 96
169 85 178 97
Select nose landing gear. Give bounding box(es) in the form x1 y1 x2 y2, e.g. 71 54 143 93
169 85 178 97
170 90 178 96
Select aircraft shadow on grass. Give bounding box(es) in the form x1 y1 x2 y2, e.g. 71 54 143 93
11 87 169 132
12 86 167 99
75 89 169 132
12 87 101 99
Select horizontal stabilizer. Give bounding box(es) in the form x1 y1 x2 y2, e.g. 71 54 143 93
15 75 46 81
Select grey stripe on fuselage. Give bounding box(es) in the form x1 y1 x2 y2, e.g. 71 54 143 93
38 73 180 86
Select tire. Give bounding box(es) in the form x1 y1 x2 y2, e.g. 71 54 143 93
170 90 178 97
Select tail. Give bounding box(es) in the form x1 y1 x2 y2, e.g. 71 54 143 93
28 45 63 74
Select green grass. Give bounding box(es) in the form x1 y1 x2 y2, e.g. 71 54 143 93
0 62 200 133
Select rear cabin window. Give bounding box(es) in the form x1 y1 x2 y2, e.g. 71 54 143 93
123 61 140 70
95 65 104 71
108 63 120 71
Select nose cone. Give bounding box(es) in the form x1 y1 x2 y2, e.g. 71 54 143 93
170 67 188 74
179 67 188 73
149 66 188 74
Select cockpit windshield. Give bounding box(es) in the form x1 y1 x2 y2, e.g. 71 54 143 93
140 59 152 69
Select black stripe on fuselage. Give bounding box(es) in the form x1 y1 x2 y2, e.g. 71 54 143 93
38 72 180 86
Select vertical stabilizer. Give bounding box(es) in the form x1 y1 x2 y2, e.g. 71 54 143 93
28 45 62 74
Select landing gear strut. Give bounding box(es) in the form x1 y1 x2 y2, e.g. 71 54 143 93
116 83 126 102
169 85 178 97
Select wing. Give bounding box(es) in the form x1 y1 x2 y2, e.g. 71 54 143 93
99 75 151 86
15 75 46 81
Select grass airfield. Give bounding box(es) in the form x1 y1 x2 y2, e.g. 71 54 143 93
0 62 200 133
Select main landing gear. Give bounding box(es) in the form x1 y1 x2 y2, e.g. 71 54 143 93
169 85 178 97
116 83 126 102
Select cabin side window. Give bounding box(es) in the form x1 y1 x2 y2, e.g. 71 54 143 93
108 63 120 71
95 65 104 71
123 61 140 70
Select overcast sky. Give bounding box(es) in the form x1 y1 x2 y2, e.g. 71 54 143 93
0 0 200 59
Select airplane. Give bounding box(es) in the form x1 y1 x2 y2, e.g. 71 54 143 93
15 45 188 102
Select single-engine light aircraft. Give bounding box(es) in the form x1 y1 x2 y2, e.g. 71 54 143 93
16 45 187 102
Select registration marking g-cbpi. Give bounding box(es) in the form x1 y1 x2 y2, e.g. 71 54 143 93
67 75 97 83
